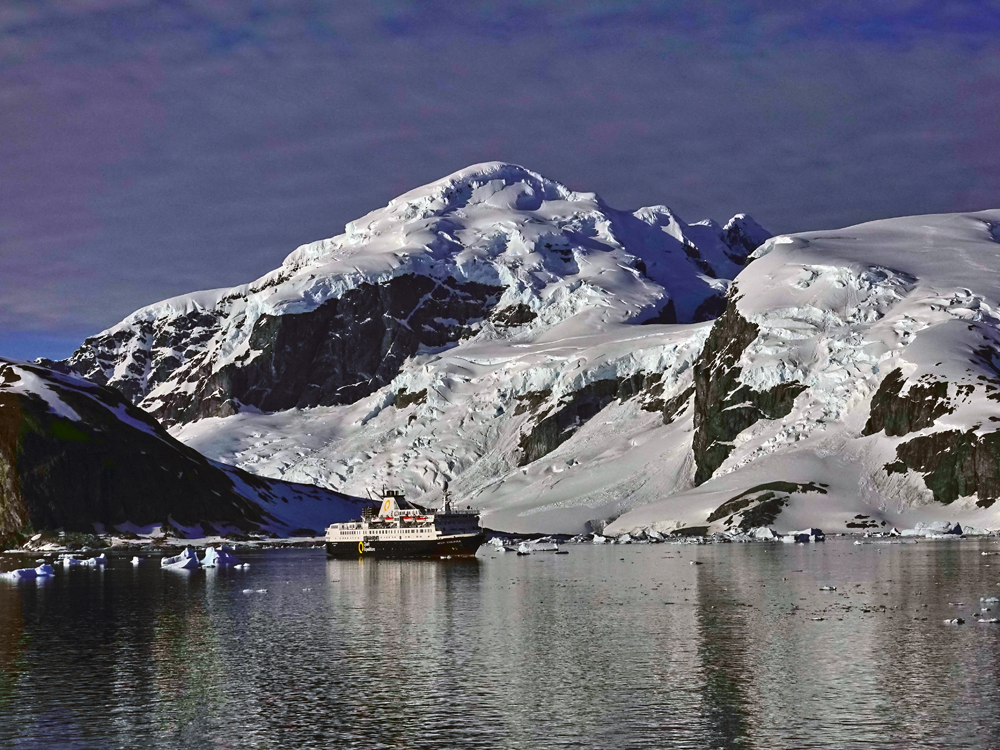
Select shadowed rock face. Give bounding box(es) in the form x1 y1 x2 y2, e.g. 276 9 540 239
0 360 356 547
886 429 1000 508
863 368 966 437
707 481 829 530
691 302 806 485
515 373 690 466
55 275 504 426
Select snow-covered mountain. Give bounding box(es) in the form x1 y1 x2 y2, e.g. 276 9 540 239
48 163 767 426
49 163 1000 535
0 358 368 545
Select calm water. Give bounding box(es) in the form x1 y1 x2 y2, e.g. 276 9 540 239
3 540 1000 749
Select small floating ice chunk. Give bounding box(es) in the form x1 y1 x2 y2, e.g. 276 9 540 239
981 596 1000 602
131 556 142 566
161 547 201 571
944 618 966 624
819 586 837 591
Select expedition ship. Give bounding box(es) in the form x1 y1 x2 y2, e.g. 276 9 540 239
325 488 485 559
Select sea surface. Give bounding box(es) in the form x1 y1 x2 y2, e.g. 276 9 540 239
2 539 1000 749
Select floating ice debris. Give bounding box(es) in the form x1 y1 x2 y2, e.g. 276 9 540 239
242 589 253 594
302 587 312 592
944 618 966 624
201 545 241 568
516 538 559 553
34 564 54 577
60 553 106 568
233 563 249 570
783 529 825 543
4 568 37 580
982 551 1000 556
690 561 702 565
131 556 142 566
979 618 1000 624
811 617 825 621
819 586 837 591
255 589 267 593
901 521 964 538
982 596 1000 602
161 547 200 571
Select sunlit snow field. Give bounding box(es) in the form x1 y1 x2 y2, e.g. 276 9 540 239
3 541 1000 749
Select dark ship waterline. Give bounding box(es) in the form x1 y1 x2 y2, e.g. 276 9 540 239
325 488 485 559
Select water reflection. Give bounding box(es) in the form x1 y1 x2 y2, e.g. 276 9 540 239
0 581 24 712
3 543 1000 748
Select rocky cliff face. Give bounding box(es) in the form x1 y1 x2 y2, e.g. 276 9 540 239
0 359 365 547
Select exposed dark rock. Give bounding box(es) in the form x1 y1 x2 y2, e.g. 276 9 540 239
490 303 536 329
722 215 772 265
395 388 427 409
111 274 504 425
0 359 363 547
707 481 828 529
885 428 1000 508
517 372 671 465
514 389 552 416
640 298 678 325
641 384 695 425
692 294 728 323
863 368 967 437
691 302 806 485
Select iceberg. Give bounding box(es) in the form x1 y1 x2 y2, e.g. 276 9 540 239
201 545 241 567
4 567 38 581
34 564 55 577
161 547 201 571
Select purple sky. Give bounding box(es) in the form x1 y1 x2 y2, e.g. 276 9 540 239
3 1 1000 360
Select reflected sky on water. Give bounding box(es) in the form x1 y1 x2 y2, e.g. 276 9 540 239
3 540 1000 749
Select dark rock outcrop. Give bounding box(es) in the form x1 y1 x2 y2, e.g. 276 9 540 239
885 429 1000 508
863 368 966 437
517 372 682 466
691 302 806 485
55 274 503 426
0 359 362 547
707 481 828 530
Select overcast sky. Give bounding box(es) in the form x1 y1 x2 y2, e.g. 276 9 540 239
2 1 999 360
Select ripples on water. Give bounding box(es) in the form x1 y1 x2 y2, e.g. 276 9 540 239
2 540 1000 749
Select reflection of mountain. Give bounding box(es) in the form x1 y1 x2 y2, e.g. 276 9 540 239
693 560 753 747
151 587 227 740
0 584 24 713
